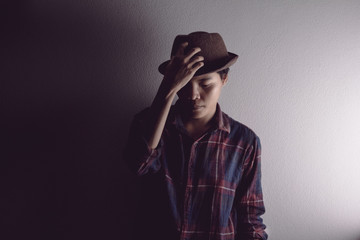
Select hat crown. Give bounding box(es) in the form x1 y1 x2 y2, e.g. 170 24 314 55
170 32 229 63
158 31 238 76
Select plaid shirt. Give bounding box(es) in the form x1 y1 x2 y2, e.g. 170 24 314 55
125 102 267 240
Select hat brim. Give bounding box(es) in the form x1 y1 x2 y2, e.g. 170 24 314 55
158 52 238 76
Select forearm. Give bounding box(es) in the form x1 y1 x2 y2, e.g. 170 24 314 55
141 42 204 149
146 80 177 149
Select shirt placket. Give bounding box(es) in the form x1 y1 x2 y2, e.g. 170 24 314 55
180 139 198 238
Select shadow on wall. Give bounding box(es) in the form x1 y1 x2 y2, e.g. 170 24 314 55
1 1 153 240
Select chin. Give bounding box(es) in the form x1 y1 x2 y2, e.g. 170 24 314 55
190 110 207 119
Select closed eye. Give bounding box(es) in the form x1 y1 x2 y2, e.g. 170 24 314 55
200 83 212 88
199 79 213 87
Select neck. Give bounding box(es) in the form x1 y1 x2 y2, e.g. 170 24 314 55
182 109 217 140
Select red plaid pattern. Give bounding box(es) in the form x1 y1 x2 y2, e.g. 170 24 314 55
125 102 267 240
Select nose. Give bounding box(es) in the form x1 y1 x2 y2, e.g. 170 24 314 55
189 83 200 100
178 82 200 100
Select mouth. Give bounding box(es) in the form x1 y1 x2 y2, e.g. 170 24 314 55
191 104 205 111
179 100 205 112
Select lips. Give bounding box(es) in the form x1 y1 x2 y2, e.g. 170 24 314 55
191 104 205 110
179 100 205 112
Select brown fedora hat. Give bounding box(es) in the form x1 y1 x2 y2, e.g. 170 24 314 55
158 31 238 76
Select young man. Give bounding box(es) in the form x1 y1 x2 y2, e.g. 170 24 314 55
124 32 267 240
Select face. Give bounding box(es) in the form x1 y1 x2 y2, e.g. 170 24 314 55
177 72 227 122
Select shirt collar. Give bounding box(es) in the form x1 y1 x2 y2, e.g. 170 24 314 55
214 104 231 133
171 101 230 134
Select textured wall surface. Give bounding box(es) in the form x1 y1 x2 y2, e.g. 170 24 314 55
2 1 360 240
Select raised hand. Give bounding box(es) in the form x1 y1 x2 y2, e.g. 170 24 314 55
146 43 204 149
162 42 204 93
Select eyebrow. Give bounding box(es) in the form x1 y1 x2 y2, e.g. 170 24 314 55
199 77 212 82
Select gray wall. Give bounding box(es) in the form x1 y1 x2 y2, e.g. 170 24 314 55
2 1 360 240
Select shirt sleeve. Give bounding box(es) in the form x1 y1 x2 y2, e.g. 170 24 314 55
123 109 163 176
235 135 268 240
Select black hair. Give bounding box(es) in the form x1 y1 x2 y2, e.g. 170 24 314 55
217 68 230 80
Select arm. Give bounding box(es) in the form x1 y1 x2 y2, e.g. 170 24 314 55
146 42 204 149
124 42 204 176
235 136 268 240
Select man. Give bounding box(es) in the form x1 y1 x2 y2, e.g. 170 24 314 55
124 32 267 240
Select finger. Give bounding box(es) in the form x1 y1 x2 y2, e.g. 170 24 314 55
187 56 204 68
190 61 204 74
175 42 188 56
184 47 201 63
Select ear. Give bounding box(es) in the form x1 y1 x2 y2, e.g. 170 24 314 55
222 74 228 85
